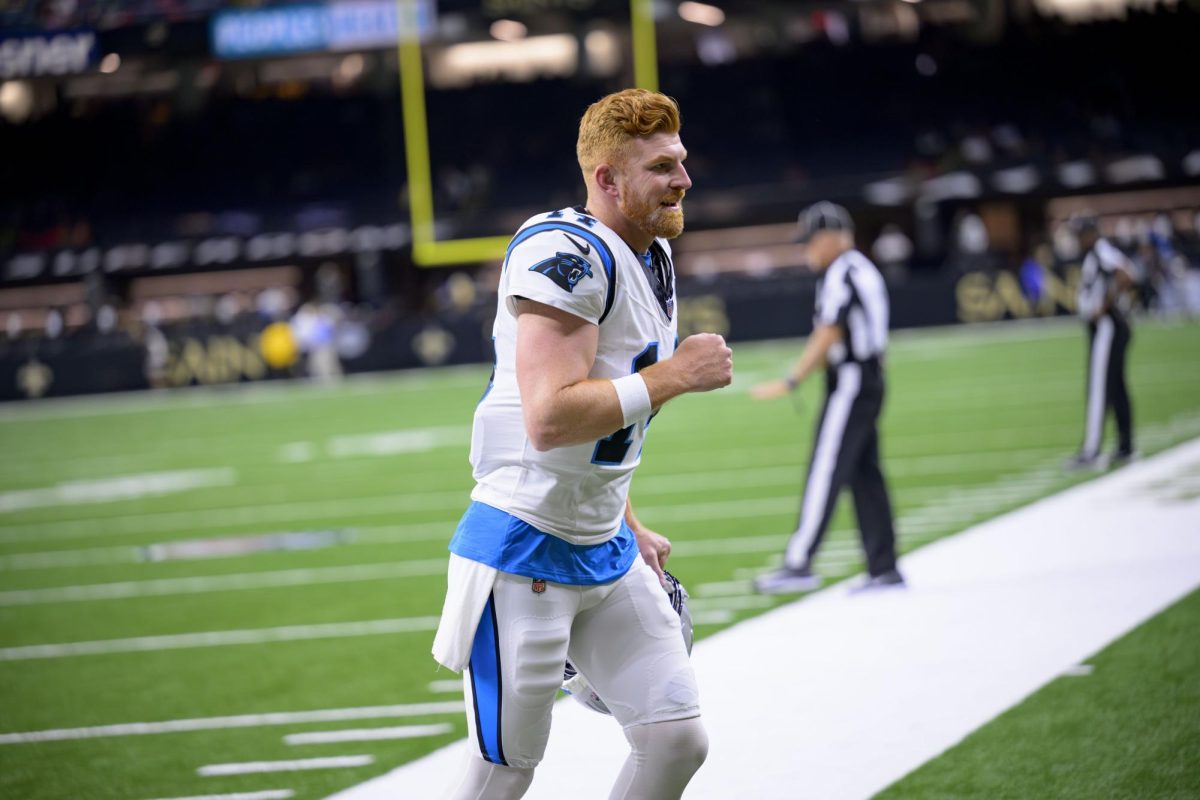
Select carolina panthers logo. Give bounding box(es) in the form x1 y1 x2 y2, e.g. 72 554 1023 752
530 252 593 293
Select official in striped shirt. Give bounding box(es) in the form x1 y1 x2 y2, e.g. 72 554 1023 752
751 202 904 594
1065 213 1137 470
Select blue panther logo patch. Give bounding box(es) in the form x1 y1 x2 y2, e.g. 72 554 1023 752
530 252 593 293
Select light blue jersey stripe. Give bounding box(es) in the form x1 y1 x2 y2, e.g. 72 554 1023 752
450 502 636 585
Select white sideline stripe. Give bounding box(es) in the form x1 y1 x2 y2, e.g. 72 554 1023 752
141 792 295 800
0 617 441 661
283 724 452 745
0 560 447 607
0 469 235 514
198 756 374 776
327 438 1200 800
0 702 463 745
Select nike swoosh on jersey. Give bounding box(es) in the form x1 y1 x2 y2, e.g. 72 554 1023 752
562 232 591 256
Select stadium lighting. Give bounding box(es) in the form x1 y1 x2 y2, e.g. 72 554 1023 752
489 19 528 41
678 2 726 26
428 34 577 88
584 29 621 76
333 53 365 87
0 80 34 123
99 53 121 74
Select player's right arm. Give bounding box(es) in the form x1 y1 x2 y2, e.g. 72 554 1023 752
749 324 841 400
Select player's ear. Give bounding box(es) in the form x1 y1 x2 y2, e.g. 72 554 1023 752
594 163 621 198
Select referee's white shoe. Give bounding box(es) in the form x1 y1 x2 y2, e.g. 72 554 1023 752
1063 451 1108 472
754 562 822 594
849 568 906 594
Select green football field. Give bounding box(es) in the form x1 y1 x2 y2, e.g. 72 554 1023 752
0 317 1197 800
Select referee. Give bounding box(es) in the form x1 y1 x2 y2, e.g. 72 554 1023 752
1066 213 1137 470
752 202 903 594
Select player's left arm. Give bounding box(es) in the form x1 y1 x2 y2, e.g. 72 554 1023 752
626 497 670 585
751 323 843 400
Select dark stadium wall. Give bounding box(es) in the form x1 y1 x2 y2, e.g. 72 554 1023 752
0 267 1083 401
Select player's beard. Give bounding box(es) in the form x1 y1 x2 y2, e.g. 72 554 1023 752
621 191 686 240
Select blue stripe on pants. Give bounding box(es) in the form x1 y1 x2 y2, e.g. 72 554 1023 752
468 594 506 765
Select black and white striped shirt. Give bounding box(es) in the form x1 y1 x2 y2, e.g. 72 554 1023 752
1078 237 1134 321
814 249 889 366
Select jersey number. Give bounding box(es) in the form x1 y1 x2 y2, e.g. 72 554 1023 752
591 343 659 465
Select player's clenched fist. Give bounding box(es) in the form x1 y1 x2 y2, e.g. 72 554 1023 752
674 332 733 391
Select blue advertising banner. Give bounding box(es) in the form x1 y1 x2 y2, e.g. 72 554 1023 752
210 0 434 59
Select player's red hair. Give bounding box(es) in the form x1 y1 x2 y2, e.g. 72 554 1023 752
576 89 681 178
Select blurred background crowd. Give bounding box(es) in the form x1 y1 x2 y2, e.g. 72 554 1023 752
1 0 1198 399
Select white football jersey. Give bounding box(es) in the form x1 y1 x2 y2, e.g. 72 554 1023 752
469 207 678 543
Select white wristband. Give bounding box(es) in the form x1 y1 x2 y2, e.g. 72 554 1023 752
612 373 652 429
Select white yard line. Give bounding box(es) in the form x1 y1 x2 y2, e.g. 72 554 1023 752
0 364 488 424
198 756 373 776
0 469 236 514
283 724 452 745
0 617 441 661
426 680 463 694
0 702 463 745
0 544 141 570
0 523 455 571
0 560 447 607
141 791 295 800
0 491 471 544
327 437 1200 800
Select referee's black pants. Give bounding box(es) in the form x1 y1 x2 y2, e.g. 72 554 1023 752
1080 313 1133 459
783 359 898 578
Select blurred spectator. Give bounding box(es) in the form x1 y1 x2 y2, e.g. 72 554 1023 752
96 304 118 335
1020 244 1050 305
256 287 295 321
948 209 991 273
44 307 63 340
290 301 343 382
143 325 169 389
1052 221 1081 263
871 224 913 282
955 212 989 256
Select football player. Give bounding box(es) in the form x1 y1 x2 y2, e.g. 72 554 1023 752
432 89 732 799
